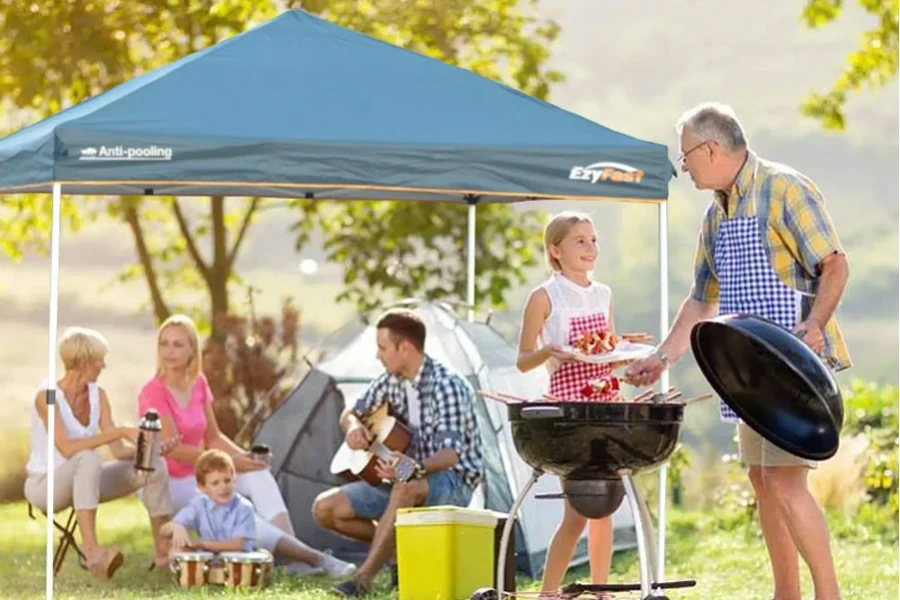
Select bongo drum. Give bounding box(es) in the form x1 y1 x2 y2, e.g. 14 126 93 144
207 555 226 585
219 550 273 588
170 551 215 588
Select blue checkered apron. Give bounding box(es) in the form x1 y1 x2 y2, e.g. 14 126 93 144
714 161 802 423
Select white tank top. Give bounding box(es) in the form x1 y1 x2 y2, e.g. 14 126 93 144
26 381 101 475
540 274 612 375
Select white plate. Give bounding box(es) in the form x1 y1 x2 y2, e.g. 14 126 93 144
564 342 655 365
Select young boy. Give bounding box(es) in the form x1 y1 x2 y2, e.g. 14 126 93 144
162 449 256 554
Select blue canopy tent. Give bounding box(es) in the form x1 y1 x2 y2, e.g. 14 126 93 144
0 9 676 596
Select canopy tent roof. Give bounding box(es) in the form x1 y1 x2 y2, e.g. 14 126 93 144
0 9 674 202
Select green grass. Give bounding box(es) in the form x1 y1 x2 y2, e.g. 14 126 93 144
2 498 895 599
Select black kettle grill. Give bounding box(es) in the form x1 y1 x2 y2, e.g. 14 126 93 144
474 401 696 600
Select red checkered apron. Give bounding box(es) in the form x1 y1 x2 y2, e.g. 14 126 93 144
549 312 615 401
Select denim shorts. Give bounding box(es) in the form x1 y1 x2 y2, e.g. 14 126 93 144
342 469 473 521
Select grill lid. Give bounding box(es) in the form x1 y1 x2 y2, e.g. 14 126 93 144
690 314 843 460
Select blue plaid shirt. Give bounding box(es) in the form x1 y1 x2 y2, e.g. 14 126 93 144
173 493 256 551
354 354 483 489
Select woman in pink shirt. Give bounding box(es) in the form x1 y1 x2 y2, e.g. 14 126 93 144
138 314 355 577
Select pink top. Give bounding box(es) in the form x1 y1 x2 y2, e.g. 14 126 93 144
138 374 214 479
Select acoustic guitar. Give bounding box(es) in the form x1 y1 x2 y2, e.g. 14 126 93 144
329 403 419 486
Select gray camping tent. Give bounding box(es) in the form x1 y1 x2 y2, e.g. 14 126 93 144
252 300 636 578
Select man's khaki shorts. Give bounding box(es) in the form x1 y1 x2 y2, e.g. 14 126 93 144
737 423 817 469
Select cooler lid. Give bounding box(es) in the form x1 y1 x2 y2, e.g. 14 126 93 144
396 506 498 527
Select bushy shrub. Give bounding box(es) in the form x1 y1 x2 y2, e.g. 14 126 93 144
204 297 304 443
809 432 868 512
711 451 757 530
840 380 898 517
0 428 30 503
666 442 691 507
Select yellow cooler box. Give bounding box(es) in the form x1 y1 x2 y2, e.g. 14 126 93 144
395 506 498 600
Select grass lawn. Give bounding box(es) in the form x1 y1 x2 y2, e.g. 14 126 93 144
1 498 895 599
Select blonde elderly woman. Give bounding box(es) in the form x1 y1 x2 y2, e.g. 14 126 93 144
139 314 355 577
24 327 175 580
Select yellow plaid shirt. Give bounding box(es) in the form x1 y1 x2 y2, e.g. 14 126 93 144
692 151 851 371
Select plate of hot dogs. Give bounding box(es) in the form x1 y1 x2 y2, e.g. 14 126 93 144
564 331 655 365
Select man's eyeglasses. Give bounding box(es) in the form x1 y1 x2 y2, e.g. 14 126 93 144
676 140 710 163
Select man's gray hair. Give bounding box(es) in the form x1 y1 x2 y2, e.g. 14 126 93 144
676 102 748 154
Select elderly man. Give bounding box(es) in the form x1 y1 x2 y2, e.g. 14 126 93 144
626 102 850 600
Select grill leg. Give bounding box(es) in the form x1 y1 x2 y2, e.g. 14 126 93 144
621 473 656 599
496 468 542 596
632 476 660 583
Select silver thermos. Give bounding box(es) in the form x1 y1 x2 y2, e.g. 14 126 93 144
135 409 162 472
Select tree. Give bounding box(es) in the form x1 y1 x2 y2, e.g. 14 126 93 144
112 197 273 327
310 201 546 315
294 0 562 101
0 0 559 329
1 0 282 331
801 0 899 131
0 197 88 262
289 0 562 314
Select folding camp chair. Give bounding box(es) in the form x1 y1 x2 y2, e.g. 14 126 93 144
28 503 86 574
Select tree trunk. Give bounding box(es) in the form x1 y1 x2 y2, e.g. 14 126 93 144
122 199 171 324
209 197 230 338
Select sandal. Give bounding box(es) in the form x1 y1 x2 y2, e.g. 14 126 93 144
87 547 124 581
148 557 169 572
331 579 371 597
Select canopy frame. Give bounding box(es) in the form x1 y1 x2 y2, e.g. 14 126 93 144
1 7 678 594
37 187 671 593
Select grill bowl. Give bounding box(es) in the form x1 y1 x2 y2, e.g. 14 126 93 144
508 402 684 480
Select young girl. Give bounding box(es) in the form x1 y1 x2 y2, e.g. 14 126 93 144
517 211 647 595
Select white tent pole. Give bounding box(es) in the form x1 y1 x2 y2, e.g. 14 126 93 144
46 183 62 600
657 201 669 584
466 201 476 322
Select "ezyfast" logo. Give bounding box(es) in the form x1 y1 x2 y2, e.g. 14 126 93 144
569 162 644 184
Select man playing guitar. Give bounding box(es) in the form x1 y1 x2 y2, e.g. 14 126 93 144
313 309 484 597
